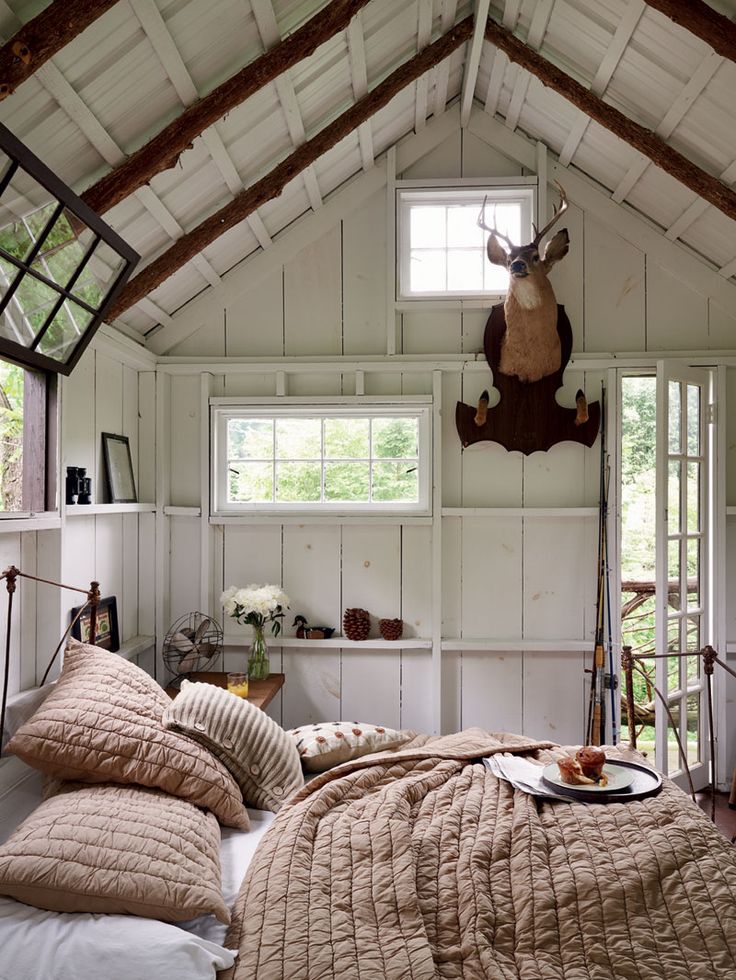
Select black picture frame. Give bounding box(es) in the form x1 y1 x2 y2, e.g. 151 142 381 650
102 432 137 503
71 595 119 652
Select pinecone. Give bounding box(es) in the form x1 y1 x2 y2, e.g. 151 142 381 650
379 618 403 641
343 607 370 642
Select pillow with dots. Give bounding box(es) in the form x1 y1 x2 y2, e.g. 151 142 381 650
286 720 413 773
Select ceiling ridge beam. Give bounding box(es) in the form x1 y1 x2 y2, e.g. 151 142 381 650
460 0 490 126
80 0 373 216
483 15 736 222
558 0 645 167
106 16 475 319
642 0 736 63
0 0 120 99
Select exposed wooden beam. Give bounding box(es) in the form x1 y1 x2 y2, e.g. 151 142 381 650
460 0 490 126
611 49 722 203
0 0 119 99
666 157 736 240
432 0 459 117
505 0 554 132
558 0 645 167
483 16 736 223
643 0 736 63
483 0 521 116
346 11 374 169
414 0 434 132
107 16 474 318
250 0 322 211
80 0 372 215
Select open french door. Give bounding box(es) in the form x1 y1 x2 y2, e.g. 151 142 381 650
655 362 715 791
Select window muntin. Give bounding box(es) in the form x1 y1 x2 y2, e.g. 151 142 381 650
397 186 535 299
212 404 431 515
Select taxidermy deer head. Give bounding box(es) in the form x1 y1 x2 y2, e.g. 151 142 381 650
478 182 569 384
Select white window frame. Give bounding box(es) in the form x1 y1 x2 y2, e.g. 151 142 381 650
211 397 432 517
396 179 536 302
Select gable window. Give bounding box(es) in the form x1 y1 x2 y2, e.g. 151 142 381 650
396 185 535 299
211 400 431 516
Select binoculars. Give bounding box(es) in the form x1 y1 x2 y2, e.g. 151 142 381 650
66 466 92 505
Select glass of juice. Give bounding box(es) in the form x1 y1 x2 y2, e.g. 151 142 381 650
227 672 249 698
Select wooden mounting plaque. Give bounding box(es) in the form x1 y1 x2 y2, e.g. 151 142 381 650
456 303 600 455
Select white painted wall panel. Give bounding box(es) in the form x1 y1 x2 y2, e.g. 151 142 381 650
646 264 708 352
584 218 645 353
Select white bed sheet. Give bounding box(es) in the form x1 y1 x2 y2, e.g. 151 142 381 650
0 770 278 979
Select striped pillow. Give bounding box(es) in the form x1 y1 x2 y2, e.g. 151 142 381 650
162 681 304 812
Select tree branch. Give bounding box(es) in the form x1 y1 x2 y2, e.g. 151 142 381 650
0 0 120 99
643 0 736 63
81 0 375 215
106 15 474 318
484 16 736 223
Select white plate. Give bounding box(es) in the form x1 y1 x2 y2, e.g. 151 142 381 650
542 761 635 793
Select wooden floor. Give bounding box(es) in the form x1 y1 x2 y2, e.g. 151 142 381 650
696 791 736 841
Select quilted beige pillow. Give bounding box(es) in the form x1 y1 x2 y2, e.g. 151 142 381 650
0 783 230 923
287 721 414 773
6 639 249 829
163 680 304 812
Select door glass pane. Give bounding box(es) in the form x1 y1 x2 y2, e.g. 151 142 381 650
686 693 700 765
687 462 700 532
669 380 681 453
687 652 700 683
667 703 682 773
687 538 700 609
668 460 680 529
687 384 700 456
667 618 680 693
668 538 680 591
686 613 701 652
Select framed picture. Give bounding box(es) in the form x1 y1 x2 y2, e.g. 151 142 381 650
102 432 137 503
71 595 119 652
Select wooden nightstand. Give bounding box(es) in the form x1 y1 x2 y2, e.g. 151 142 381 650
165 672 285 711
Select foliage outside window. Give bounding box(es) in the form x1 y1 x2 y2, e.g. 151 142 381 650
0 356 55 514
212 403 431 515
397 186 534 299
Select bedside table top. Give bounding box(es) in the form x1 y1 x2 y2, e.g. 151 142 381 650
165 672 285 711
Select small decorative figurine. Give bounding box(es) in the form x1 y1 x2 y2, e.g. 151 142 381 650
293 615 335 640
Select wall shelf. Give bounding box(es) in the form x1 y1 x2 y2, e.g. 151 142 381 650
65 503 156 515
224 637 432 650
441 507 598 518
117 634 156 661
0 514 61 533
164 506 202 517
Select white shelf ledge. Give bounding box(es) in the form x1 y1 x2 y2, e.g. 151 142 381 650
65 503 156 515
441 638 591 652
441 507 598 518
726 507 736 517
117 635 156 661
164 506 202 517
224 637 431 649
0 513 61 533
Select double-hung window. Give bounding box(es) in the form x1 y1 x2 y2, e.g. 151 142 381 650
212 400 432 516
396 184 535 299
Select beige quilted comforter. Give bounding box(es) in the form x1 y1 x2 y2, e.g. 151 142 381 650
223 730 736 980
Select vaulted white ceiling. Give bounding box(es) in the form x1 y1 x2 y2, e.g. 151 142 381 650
0 0 734 340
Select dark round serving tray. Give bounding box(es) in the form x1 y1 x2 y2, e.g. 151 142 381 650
542 759 663 804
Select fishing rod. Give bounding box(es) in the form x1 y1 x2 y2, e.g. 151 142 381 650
587 383 607 746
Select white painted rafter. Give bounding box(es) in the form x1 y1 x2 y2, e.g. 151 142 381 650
484 0 521 117
250 0 323 211
558 0 644 167
130 0 271 250
611 49 723 204
432 0 459 118
720 255 736 279
460 0 491 126
504 0 554 132
346 11 374 170
665 158 736 242
414 0 434 132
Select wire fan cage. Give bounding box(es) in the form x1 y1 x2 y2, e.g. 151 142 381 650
163 611 223 687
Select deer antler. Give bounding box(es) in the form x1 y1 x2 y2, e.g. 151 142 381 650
532 181 568 246
477 196 514 250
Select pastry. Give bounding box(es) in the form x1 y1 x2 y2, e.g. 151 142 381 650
576 746 606 781
557 755 596 785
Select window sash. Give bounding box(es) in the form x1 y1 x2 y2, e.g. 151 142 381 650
211 401 432 516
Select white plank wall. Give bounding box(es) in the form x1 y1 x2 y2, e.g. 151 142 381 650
160 125 736 756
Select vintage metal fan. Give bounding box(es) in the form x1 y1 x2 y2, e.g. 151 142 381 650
163 611 223 687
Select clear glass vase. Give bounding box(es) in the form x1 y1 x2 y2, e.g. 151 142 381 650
247 624 270 681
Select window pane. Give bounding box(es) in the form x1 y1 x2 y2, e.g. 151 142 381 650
372 417 418 458
36 304 85 363
275 418 320 459
324 461 369 501
483 260 510 293
409 206 445 248
372 461 417 502
668 380 681 454
228 419 273 459
228 461 273 502
686 537 700 609
82 239 127 308
668 538 680 585
13 274 59 338
687 384 699 456
276 461 321 501
0 297 35 345
446 206 483 248
668 460 680 530
686 461 699 532
410 249 445 293
686 693 700 765
0 359 24 511
447 249 484 291
324 418 368 458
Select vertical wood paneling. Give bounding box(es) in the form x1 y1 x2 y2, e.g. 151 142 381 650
342 189 386 356
284 228 342 356
400 650 433 731
61 349 95 478
583 217 645 353
523 650 586 745
169 376 200 507
223 524 283 642
168 517 201 626
226 270 284 357
122 513 138 640
138 372 156 504
461 130 523 177
461 517 523 638
94 352 123 501
461 650 523 733
646 264 708 351
95 515 124 622
403 310 461 355
138 512 156 637
548 201 584 352
523 518 588 640
401 526 432 638
281 648 340 729
0 534 21 695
